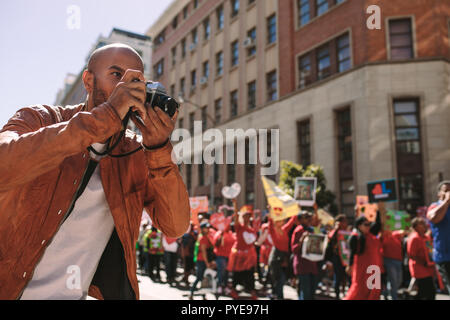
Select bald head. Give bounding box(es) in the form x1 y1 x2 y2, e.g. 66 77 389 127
87 43 144 74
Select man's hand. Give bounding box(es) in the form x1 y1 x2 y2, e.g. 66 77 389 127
107 69 147 120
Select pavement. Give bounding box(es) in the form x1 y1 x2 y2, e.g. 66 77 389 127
135 266 450 301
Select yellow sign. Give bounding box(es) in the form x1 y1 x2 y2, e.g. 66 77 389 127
317 209 335 226
261 176 299 221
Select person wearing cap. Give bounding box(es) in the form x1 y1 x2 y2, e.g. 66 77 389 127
227 201 258 300
407 217 436 300
426 180 450 295
189 222 213 299
291 210 317 300
266 207 299 300
344 210 383 300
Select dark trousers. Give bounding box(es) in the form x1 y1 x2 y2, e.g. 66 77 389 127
269 247 289 299
164 251 178 282
190 261 207 294
415 277 436 300
437 261 450 294
148 253 162 280
233 269 255 292
331 255 346 299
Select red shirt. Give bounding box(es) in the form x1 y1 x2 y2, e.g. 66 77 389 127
234 222 256 251
407 231 435 279
197 234 212 262
213 230 236 257
291 224 317 275
382 230 403 261
269 215 297 252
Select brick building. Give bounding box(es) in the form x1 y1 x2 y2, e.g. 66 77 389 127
147 0 450 216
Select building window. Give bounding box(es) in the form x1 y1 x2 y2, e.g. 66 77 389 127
217 5 224 30
266 70 277 102
170 84 175 97
231 0 240 18
227 164 236 185
190 69 197 92
230 90 238 118
216 51 224 76
201 107 208 130
154 59 164 79
186 164 192 192
171 47 177 66
297 120 311 167
189 112 195 135
231 40 239 67
183 5 189 19
246 27 257 57
316 0 329 16
202 60 209 80
248 81 256 110
181 38 187 58
336 108 354 216
154 29 166 47
193 0 199 9
203 18 211 41
192 28 198 45
394 99 424 214
248 0 255 5
267 14 277 44
298 54 311 88
215 98 222 124
198 163 205 186
298 0 310 27
337 33 351 72
178 117 184 129
180 77 185 97
172 16 178 29
317 44 331 80
214 163 220 184
389 18 414 60
245 139 255 204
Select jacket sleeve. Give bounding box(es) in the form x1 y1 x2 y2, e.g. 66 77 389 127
291 227 303 255
0 103 122 192
143 142 190 239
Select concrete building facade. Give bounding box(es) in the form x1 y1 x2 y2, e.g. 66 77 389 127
147 0 450 216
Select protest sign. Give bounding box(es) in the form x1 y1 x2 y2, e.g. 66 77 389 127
302 234 328 262
385 210 411 231
189 196 209 226
261 176 299 222
367 179 397 203
221 183 241 199
210 212 232 231
337 230 352 267
355 195 378 222
294 177 317 207
317 209 334 227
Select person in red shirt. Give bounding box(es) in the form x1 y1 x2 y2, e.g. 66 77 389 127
266 208 298 299
291 211 317 300
189 222 213 299
407 217 436 300
381 227 408 300
344 211 383 300
255 216 273 291
227 201 258 300
213 224 236 294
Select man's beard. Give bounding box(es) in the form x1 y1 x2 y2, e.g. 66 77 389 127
92 77 108 108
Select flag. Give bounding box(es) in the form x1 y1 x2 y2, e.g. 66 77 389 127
261 176 299 221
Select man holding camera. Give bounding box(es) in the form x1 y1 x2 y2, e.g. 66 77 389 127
0 43 190 299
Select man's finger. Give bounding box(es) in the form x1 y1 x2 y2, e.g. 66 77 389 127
121 69 145 83
154 106 174 128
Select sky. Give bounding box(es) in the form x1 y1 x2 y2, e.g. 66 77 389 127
0 0 172 127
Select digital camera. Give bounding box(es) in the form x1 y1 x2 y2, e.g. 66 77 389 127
145 81 179 118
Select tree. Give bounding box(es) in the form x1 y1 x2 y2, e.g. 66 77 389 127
278 160 338 215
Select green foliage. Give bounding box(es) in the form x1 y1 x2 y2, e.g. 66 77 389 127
278 160 338 215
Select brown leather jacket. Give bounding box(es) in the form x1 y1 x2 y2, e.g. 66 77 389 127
0 102 190 299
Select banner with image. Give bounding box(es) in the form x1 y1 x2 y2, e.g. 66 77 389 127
189 196 209 226
302 234 328 262
294 177 317 207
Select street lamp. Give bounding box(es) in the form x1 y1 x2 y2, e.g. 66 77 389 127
178 94 217 212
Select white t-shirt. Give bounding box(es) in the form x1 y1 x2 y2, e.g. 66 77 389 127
21 143 115 300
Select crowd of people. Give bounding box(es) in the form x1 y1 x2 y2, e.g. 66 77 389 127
136 181 450 300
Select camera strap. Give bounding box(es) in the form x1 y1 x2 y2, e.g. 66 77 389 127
62 159 99 224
